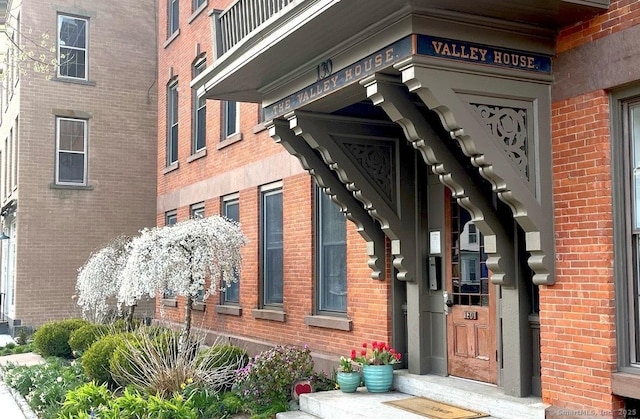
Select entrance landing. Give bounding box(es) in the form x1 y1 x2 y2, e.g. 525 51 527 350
278 370 547 419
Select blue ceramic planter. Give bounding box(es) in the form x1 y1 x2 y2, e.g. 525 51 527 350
362 364 394 393
336 371 361 393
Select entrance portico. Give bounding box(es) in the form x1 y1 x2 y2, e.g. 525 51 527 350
194 0 609 398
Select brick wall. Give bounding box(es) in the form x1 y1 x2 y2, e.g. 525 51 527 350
544 91 619 412
557 0 640 53
8 0 158 327
156 2 393 366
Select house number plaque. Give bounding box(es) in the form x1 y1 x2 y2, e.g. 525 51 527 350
464 311 478 320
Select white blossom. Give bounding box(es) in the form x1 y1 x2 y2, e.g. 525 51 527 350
76 235 131 319
117 215 247 306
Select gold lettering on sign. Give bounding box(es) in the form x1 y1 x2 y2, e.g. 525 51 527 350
432 40 535 70
432 41 488 63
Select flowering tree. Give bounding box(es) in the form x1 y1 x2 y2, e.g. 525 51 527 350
118 216 247 355
76 235 132 323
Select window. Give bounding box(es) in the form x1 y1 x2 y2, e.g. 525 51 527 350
13 117 17 190
164 211 178 298
168 0 179 36
192 58 206 153
619 94 640 368
193 0 206 11
56 117 87 185
57 15 88 80
223 196 240 304
167 80 179 165
468 223 477 244
190 202 205 219
222 100 239 138
316 188 347 313
7 129 11 193
261 186 283 307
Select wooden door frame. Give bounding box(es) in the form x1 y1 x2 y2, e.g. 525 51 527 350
444 189 498 384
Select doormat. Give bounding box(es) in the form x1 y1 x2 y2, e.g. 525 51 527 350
382 396 489 419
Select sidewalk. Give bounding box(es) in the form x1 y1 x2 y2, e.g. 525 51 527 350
0 335 43 419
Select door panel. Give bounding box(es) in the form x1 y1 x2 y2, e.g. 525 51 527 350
445 192 497 384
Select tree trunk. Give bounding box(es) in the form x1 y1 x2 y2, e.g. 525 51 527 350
125 304 136 331
178 296 194 360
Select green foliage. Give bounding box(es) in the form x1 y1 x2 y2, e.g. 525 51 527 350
105 387 149 418
112 317 142 332
309 371 336 392
3 357 86 418
59 381 112 417
197 344 249 370
235 345 315 410
69 324 109 356
0 341 35 356
58 385 200 419
145 393 198 418
108 332 147 387
33 318 89 358
81 334 129 385
15 328 30 345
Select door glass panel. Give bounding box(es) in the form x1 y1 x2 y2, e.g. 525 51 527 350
451 198 489 306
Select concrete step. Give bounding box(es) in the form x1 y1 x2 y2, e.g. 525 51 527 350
278 370 547 419
393 370 547 419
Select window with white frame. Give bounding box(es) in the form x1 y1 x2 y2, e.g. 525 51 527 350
167 80 179 165
613 86 640 374
261 186 283 307
223 195 240 304
168 0 179 36
56 117 87 185
316 188 347 313
13 116 17 190
222 100 239 139
190 202 205 219
164 211 178 298
57 15 88 80
193 0 206 11
192 57 206 153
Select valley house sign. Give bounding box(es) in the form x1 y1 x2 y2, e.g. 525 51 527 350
263 34 551 121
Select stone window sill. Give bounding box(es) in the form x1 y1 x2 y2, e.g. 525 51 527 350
215 305 242 316
193 302 206 311
252 308 286 322
163 29 180 48
612 372 640 400
217 133 242 150
163 162 179 174
162 298 177 308
304 315 351 331
187 148 207 163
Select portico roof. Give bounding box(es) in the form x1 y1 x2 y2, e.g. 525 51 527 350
193 0 609 104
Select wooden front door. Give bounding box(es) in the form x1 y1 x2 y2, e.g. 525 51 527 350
445 193 497 384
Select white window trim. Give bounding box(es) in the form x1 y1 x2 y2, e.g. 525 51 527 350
192 57 207 153
55 117 87 186
223 100 240 138
260 184 283 307
167 80 179 165
57 15 89 81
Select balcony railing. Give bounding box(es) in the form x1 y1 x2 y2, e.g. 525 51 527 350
212 0 298 57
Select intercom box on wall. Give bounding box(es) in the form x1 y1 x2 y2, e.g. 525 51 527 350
428 256 441 290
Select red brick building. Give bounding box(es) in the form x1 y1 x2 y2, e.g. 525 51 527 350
158 0 640 416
